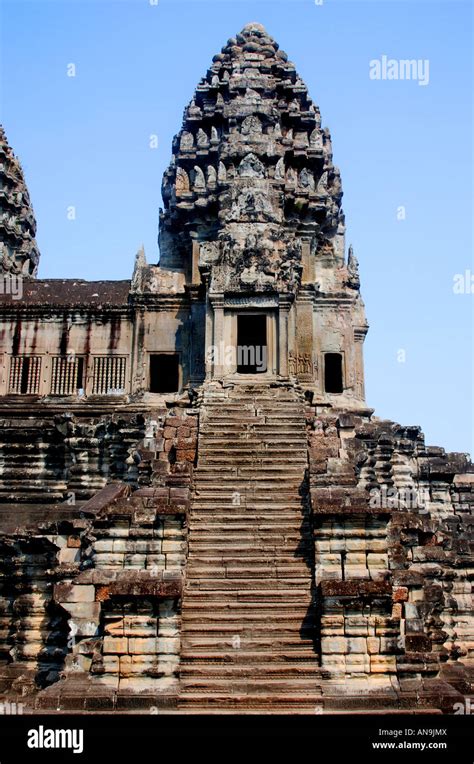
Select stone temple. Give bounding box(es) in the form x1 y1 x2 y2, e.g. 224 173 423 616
0 23 472 713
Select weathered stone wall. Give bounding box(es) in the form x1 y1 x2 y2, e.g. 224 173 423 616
0 296 195 396
0 534 70 693
307 406 474 707
0 410 147 503
0 405 198 711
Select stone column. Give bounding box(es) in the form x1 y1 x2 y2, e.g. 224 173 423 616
354 328 367 402
204 288 213 381
301 240 312 285
188 286 205 386
130 306 146 394
211 294 225 379
191 240 201 286
278 297 292 378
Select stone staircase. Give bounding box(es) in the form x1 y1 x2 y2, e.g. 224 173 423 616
178 385 323 712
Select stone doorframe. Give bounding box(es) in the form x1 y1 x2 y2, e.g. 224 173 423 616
205 293 293 381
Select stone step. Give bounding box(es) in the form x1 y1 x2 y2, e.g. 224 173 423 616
184 568 312 578
199 432 307 442
182 622 315 636
182 611 313 624
190 502 307 510
201 411 305 420
194 482 306 491
194 478 306 487
198 444 307 454
190 501 306 509
181 608 314 622
181 611 315 623
198 454 306 463
201 409 304 415
189 517 306 524
180 677 322 693
192 491 307 500
202 412 306 420
186 579 310 591
193 489 302 499
188 529 309 539
182 635 316 650
188 540 313 551
188 516 310 525
204 401 305 408
195 473 305 482
188 522 309 531
187 536 308 548
178 651 319 667
198 452 306 462
190 503 305 511
177 694 323 710
200 407 306 418
198 445 307 454
185 565 310 578
197 464 306 472
195 463 306 472
186 553 311 564
188 522 308 532
192 490 306 498
185 550 310 562
203 395 303 403
187 551 312 561
201 406 304 414
187 536 309 547
193 489 305 497
195 470 305 479
180 661 321 678
183 585 312 598
201 419 306 428
199 427 306 436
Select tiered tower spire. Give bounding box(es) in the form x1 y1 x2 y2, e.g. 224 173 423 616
159 22 345 296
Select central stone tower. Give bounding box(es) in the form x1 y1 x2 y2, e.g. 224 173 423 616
155 22 367 405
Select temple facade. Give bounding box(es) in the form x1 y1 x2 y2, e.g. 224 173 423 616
0 23 471 713
0 22 367 405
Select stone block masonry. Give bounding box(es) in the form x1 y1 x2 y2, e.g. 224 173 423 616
0 406 197 711
307 408 474 710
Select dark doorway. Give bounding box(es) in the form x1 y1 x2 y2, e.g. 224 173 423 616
20 357 31 394
324 353 343 393
237 314 267 374
149 354 180 393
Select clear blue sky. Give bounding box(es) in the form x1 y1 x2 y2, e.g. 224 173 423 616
1 0 472 455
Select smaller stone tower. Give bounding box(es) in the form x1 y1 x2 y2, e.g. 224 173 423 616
0 126 40 277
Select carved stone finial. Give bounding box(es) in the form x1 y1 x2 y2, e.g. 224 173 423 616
241 22 268 35
131 245 147 291
347 244 360 289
